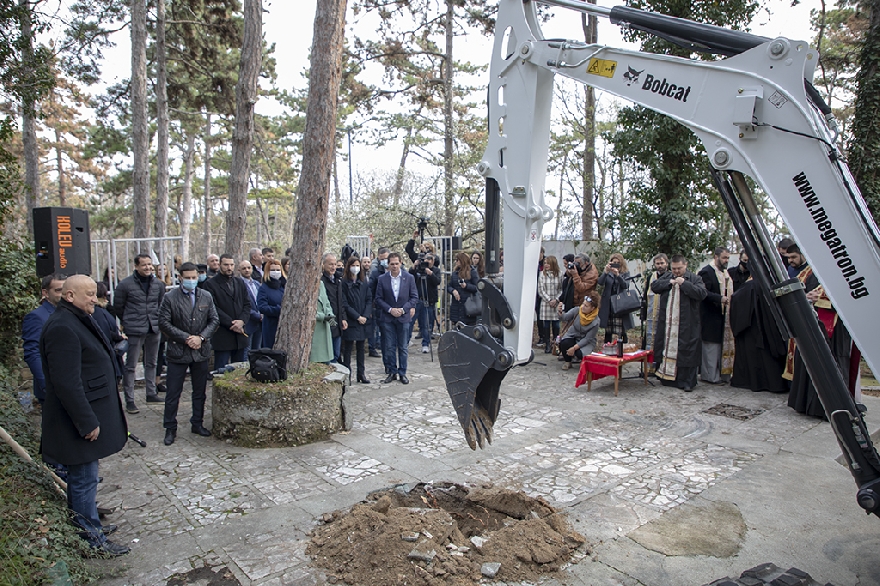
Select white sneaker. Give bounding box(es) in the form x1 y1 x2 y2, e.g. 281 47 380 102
421 347 429 354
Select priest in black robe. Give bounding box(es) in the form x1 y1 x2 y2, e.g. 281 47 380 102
652 255 707 392
729 278 788 393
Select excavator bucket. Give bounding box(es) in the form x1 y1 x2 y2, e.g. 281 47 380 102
438 325 514 450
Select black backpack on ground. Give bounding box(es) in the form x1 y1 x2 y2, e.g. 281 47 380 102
246 349 288 383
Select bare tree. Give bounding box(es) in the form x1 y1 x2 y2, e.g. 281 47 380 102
131 0 150 249
226 0 262 259
204 112 212 258
155 0 170 275
275 0 348 372
442 0 455 237
20 0 39 235
180 131 196 261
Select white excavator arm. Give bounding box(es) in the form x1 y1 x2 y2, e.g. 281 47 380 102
437 0 880 517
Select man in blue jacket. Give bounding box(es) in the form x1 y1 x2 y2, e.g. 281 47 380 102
374 252 419 384
22 273 67 404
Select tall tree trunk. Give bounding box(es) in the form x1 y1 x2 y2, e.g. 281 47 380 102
392 122 416 207
275 0 348 372
155 0 170 278
55 128 65 206
442 0 455 237
181 131 196 262
226 0 262 259
20 0 39 236
848 0 880 218
333 157 341 217
131 0 150 250
580 9 597 241
204 113 212 258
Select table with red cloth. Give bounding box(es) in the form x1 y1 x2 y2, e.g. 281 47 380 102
574 350 654 396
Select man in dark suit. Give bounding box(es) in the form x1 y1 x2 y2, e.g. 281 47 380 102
22 272 67 404
374 252 419 384
239 260 262 351
40 275 130 556
203 254 251 369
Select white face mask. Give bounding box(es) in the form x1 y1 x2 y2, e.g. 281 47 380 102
269 270 282 280
350 265 360 276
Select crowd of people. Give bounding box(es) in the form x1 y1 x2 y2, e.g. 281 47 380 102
537 241 861 416
20 233 860 557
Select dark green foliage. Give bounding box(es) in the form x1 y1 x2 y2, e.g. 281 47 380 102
0 366 95 585
847 0 880 219
0 238 39 368
606 0 760 259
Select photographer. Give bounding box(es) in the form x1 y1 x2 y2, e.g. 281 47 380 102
598 252 633 344
557 253 598 316
405 223 437 265
409 253 441 353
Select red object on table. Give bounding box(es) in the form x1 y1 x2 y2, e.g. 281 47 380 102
575 350 654 396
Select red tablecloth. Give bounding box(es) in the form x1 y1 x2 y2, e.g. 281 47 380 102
575 350 653 388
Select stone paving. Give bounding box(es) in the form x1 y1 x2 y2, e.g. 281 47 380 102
92 341 880 586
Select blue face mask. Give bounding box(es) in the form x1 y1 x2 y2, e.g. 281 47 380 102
380 259 388 267
181 279 198 291
197 273 207 283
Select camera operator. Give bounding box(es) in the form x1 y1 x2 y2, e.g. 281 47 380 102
409 253 441 353
557 253 598 317
598 252 633 344
405 227 437 264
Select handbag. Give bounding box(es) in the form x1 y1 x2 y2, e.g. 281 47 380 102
246 349 288 383
464 291 483 317
610 289 641 317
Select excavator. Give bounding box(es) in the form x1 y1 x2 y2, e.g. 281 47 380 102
437 0 880 518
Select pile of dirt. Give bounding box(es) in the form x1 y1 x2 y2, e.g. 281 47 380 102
307 482 588 585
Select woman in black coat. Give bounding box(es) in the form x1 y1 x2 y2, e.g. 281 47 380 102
342 256 373 383
447 252 480 326
598 252 633 343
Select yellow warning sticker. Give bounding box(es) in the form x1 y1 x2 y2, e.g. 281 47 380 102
587 58 617 78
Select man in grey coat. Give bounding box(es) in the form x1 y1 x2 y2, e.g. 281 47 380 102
158 262 220 445
113 254 166 414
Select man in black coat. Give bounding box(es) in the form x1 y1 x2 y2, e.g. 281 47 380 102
40 275 130 556
652 255 708 391
321 252 348 363
113 254 166 414
698 247 734 385
203 254 251 370
409 253 441 353
159 263 220 445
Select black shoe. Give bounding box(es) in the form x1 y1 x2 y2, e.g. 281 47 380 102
382 373 397 384
102 524 117 536
683 386 694 392
544 343 552 354
156 383 167 394
125 402 139 414
88 539 130 557
399 374 410 385
146 395 163 403
368 349 381 358
191 424 211 437
97 506 115 519
357 375 371 384
164 429 176 445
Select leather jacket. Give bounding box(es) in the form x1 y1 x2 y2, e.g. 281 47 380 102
158 287 220 363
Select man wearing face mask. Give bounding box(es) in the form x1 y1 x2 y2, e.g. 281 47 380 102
728 250 750 291
196 264 209 289
698 247 735 385
158 263 219 445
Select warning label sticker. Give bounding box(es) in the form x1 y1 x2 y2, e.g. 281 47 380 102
587 58 617 78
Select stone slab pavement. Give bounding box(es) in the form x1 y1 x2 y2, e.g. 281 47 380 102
92 343 880 586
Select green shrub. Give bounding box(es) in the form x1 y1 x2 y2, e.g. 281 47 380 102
0 365 95 585
0 239 40 369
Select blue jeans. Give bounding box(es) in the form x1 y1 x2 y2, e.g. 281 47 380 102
67 460 104 545
331 336 342 364
381 320 410 376
416 301 436 346
214 348 246 370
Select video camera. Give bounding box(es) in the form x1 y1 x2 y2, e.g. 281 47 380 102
417 216 429 232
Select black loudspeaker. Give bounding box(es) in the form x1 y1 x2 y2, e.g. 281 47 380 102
450 236 463 251
33 207 91 277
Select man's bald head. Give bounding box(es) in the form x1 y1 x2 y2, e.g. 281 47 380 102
62 275 98 314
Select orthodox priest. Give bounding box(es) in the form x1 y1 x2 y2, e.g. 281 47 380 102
641 253 668 353
729 277 788 393
698 247 735 385
783 245 861 418
652 255 708 392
